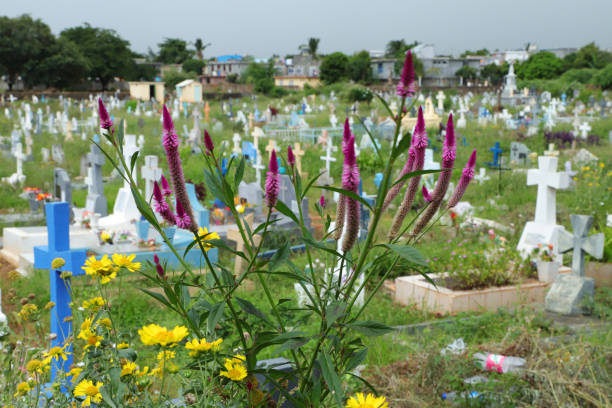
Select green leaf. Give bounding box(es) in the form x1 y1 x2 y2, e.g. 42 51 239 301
391 169 445 188
235 297 270 323
207 302 225 333
269 241 290 271
129 150 139 174
348 320 394 337
139 288 176 311
391 131 413 161
204 168 228 207
325 300 347 327
234 156 246 190
252 218 279 235
274 200 300 224
274 337 310 355
300 171 325 200
316 185 373 212
99 385 117 408
302 236 345 260
344 348 368 373
317 351 345 407
379 243 427 267
117 119 125 153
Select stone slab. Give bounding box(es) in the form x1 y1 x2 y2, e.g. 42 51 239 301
545 274 595 315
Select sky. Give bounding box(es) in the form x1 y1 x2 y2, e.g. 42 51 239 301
4 0 612 58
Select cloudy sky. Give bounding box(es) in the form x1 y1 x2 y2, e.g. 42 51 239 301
4 0 611 58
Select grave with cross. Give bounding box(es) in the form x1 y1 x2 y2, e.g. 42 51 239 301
34 202 87 380
141 155 162 201
474 167 490 184
517 156 570 258
545 214 604 315
85 135 107 216
578 122 591 140
226 213 261 278
486 142 503 168
232 133 242 156
319 136 337 185
543 143 559 158
291 143 307 179
264 139 277 162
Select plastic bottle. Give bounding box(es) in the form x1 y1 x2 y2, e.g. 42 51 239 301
474 352 526 373
441 391 480 401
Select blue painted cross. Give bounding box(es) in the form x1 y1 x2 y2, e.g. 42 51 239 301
33 202 86 380
462 136 469 146
487 142 503 168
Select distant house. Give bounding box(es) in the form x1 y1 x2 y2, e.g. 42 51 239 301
160 64 183 76
129 81 165 104
176 79 202 103
420 56 483 87
274 76 321 90
371 58 397 81
202 55 250 84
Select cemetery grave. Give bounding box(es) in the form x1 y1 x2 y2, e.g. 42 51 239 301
0 78 610 407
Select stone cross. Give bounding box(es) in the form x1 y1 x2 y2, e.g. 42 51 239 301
292 143 305 174
33 202 86 380
543 143 559 157
527 156 569 225
320 136 337 175
474 168 490 184
265 139 277 161
226 213 261 277
578 122 591 139
232 133 242 155
85 137 107 216
14 142 25 178
436 91 445 112
253 153 265 186
557 215 604 277
141 155 162 200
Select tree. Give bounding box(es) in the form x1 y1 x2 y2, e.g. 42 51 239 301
385 40 407 58
194 38 210 60
162 69 196 90
348 51 372 83
61 24 133 91
567 42 612 70
386 40 423 77
242 62 277 94
592 63 612 89
320 52 349 84
455 65 478 80
182 58 206 75
156 38 194 64
0 15 56 90
460 48 489 57
23 37 89 89
516 51 563 80
480 62 508 85
308 38 320 59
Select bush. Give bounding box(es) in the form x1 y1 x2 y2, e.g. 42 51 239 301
346 86 373 103
162 69 196 90
182 58 206 75
560 68 597 84
320 52 349 84
226 73 239 83
592 63 612 89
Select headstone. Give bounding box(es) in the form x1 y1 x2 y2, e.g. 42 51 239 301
51 145 65 164
319 136 337 184
85 137 108 216
474 168 490 184
543 143 559 157
573 148 598 164
33 202 87 380
510 142 530 166
54 168 72 205
545 215 604 315
141 155 162 201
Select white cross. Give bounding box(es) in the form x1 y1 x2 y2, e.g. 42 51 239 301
578 122 591 139
14 142 25 177
265 139 277 162
527 156 570 225
543 143 559 157
474 167 489 184
232 133 242 155
141 155 162 200
319 136 337 174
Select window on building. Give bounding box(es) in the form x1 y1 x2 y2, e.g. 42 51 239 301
378 63 383 73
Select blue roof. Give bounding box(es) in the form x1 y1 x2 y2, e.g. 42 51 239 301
217 55 243 62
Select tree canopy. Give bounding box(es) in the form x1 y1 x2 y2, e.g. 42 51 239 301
308 38 320 59
320 52 349 84
517 51 563 80
156 38 194 64
182 58 206 75
347 51 372 84
455 65 478 80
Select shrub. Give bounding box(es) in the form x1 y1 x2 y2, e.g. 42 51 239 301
346 86 373 103
592 63 612 89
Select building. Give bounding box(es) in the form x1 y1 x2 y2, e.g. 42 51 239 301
274 76 321 90
542 48 578 59
176 79 202 103
202 55 250 83
371 58 397 81
420 56 483 87
128 81 165 104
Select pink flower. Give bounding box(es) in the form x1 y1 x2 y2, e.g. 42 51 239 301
319 194 326 208
154 254 165 279
287 145 295 168
422 185 432 202
382 141 416 211
397 50 416 98
160 175 172 197
175 200 191 229
447 149 477 209
265 150 280 208
204 130 214 155
153 181 176 225
429 114 456 203
98 98 113 130
162 105 198 233
339 134 360 252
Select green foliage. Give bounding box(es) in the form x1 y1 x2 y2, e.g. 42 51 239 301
347 51 372 83
23 37 89 89
182 58 206 75
162 69 196 90
320 52 349 84
345 86 373 104
241 61 278 94
517 51 563 80
454 65 478 80
592 63 612 89
155 38 194 64
61 24 133 90
560 68 597 84
460 48 490 57
307 37 320 59
565 42 612 70
193 38 210 60
226 73 239 83
480 62 508 85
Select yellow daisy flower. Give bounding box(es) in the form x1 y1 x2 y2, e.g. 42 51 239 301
345 393 388 408
42 345 70 364
14 382 31 397
219 357 247 381
51 257 66 269
120 361 138 377
194 227 220 252
77 329 103 350
73 379 103 407
68 367 83 382
210 338 223 351
185 338 212 357
116 342 129 349
138 324 188 347
26 359 46 374
111 253 141 272
82 255 117 284
82 297 105 311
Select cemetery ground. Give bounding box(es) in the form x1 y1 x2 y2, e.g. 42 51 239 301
0 91 611 406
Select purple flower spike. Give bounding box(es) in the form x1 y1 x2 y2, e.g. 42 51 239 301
319 194 326 209
343 118 351 143
204 130 214 155
161 104 198 233
175 200 191 229
422 185 432 202
429 114 456 203
98 98 113 131
153 181 176 225
339 135 360 252
265 150 280 208
154 254 165 279
287 145 295 168
397 50 416 98
447 149 477 209
382 140 416 212
160 175 172 197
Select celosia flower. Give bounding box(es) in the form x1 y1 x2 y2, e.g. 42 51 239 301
204 130 214 155
73 379 103 407
160 175 172 197
98 98 113 131
345 392 389 408
397 50 416 98
265 150 280 208
287 145 295 168
162 105 198 233
382 139 416 211
447 149 477 209
422 185 432 202
429 113 456 203
154 254 165 279
334 118 353 240
175 200 191 229
389 106 428 240
339 131 360 253
319 194 326 209
153 181 176 225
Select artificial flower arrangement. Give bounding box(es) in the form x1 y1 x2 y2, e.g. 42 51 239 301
6 50 477 407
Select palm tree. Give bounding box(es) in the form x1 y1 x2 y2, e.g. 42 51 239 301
194 38 211 60
308 38 320 59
